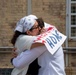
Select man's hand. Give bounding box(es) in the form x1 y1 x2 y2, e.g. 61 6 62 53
40 27 46 34
12 48 18 58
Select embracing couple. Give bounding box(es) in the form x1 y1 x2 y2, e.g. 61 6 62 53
11 15 66 75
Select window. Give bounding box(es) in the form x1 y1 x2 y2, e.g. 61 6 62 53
67 0 76 39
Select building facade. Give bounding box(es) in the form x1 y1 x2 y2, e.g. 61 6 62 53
0 0 76 75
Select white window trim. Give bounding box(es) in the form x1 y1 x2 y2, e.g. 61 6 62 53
66 0 76 39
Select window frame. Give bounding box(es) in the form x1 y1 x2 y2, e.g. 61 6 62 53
67 0 76 39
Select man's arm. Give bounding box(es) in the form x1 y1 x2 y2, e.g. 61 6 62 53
31 43 44 49
12 46 47 69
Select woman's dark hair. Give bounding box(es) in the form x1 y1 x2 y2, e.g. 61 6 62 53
11 17 44 45
11 31 26 45
36 18 44 29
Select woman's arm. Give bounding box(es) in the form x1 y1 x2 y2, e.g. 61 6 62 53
12 46 47 69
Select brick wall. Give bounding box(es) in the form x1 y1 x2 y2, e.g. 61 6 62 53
0 0 66 68
1 1 75 75
0 53 13 68
0 0 66 47
0 0 27 47
32 0 66 34
0 0 27 68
